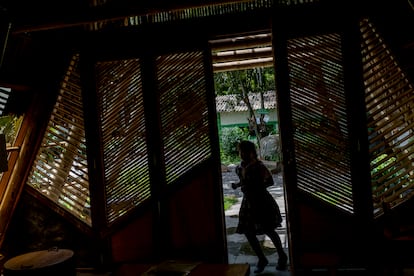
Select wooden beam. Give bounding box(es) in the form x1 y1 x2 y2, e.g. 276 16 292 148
0 82 30 91
213 58 274 72
11 0 256 34
210 33 272 51
212 46 273 63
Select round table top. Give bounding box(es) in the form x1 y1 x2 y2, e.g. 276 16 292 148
4 248 74 271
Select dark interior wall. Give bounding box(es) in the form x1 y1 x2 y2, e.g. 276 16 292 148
111 210 156 264
294 199 363 267
167 167 225 263
0 28 79 118
0 30 74 86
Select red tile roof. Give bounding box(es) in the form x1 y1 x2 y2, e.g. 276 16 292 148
215 91 277 112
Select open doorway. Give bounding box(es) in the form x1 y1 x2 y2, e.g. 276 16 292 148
209 31 290 269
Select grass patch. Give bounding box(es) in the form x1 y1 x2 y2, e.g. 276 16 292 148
224 195 238 211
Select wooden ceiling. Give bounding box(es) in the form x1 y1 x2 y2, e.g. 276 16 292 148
0 0 413 83
0 0 315 33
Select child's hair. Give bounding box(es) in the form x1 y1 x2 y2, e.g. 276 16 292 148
237 140 257 158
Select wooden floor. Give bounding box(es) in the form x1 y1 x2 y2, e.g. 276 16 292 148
75 267 414 275
112 262 250 276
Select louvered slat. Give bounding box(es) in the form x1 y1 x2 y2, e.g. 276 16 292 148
361 18 414 215
156 51 212 184
0 87 11 115
96 59 151 225
89 0 320 31
27 54 92 225
287 33 354 213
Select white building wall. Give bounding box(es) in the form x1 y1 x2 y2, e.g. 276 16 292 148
220 110 278 127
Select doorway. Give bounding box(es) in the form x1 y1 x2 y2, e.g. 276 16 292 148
209 31 290 268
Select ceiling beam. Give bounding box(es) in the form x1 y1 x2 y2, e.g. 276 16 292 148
10 0 256 34
213 58 274 72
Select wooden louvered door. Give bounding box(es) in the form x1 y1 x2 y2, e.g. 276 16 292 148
86 27 225 262
361 18 414 216
93 52 216 221
285 33 354 212
156 52 213 185
272 14 371 271
95 59 151 226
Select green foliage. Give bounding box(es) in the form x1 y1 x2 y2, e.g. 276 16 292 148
371 153 398 195
371 154 396 175
220 127 248 165
220 149 241 166
223 195 238 211
214 67 275 96
0 115 23 144
118 166 149 185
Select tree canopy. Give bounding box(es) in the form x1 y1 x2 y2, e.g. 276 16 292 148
214 67 275 96
214 67 276 154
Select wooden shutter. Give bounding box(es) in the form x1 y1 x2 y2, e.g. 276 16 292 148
361 18 414 216
156 51 212 184
95 58 151 225
286 33 354 213
27 54 91 226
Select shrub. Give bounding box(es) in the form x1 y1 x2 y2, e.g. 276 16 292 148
220 127 248 165
224 195 238 211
